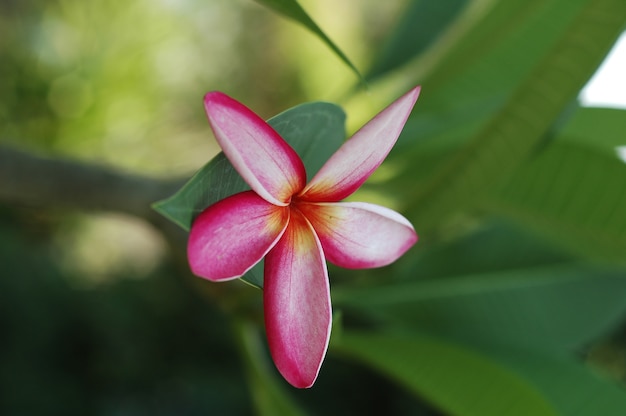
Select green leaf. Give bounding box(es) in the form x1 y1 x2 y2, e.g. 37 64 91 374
399 219 574 279
477 345 626 416
153 101 345 230
486 140 626 263
333 331 557 416
153 101 346 287
388 0 595 182
334 265 626 351
487 108 626 262
254 0 363 82
403 0 626 235
152 153 247 232
558 107 626 155
419 0 587 94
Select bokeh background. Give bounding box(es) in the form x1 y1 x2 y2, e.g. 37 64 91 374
2 0 626 414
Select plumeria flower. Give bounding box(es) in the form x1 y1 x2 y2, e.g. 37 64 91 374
188 86 421 388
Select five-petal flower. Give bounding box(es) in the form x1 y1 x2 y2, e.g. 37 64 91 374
188 86 421 388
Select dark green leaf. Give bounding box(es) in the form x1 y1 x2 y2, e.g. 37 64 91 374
152 153 248 232
333 331 557 416
254 0 363 82
153 101 346 287
367 0 469 81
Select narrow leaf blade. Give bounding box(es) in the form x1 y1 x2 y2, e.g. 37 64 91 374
255 0 363 82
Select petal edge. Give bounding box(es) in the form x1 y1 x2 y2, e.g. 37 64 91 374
204 92 306 205
299 201 417 269
264 210 332 388
300 86 420 201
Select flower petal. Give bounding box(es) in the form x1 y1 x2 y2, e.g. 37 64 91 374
204 92 306 205
298 201 417 268
188 191 289 281
300 86 421 201
264 210 332 388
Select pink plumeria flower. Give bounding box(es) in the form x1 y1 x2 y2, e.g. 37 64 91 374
188 86 420 388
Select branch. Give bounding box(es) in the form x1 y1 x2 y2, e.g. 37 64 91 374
0 145 189 249
0 144 262 314
0 145 182 215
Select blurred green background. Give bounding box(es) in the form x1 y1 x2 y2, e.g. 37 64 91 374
2 0 626 414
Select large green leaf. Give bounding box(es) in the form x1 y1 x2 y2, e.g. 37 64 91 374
416 0 586 95
334 265 626 351
153 101 346 287
403 0 626 235
254 0 363 82
333 331 557 416
486 140 626 263
481 107 626 262
385 0 594 187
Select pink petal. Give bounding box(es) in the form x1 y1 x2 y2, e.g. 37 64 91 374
298 201 417 268
264 210 332 388
299 86 421 201
188 191 289 281
204 92 306 205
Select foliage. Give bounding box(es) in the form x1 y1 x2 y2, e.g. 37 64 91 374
2 0 626 414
